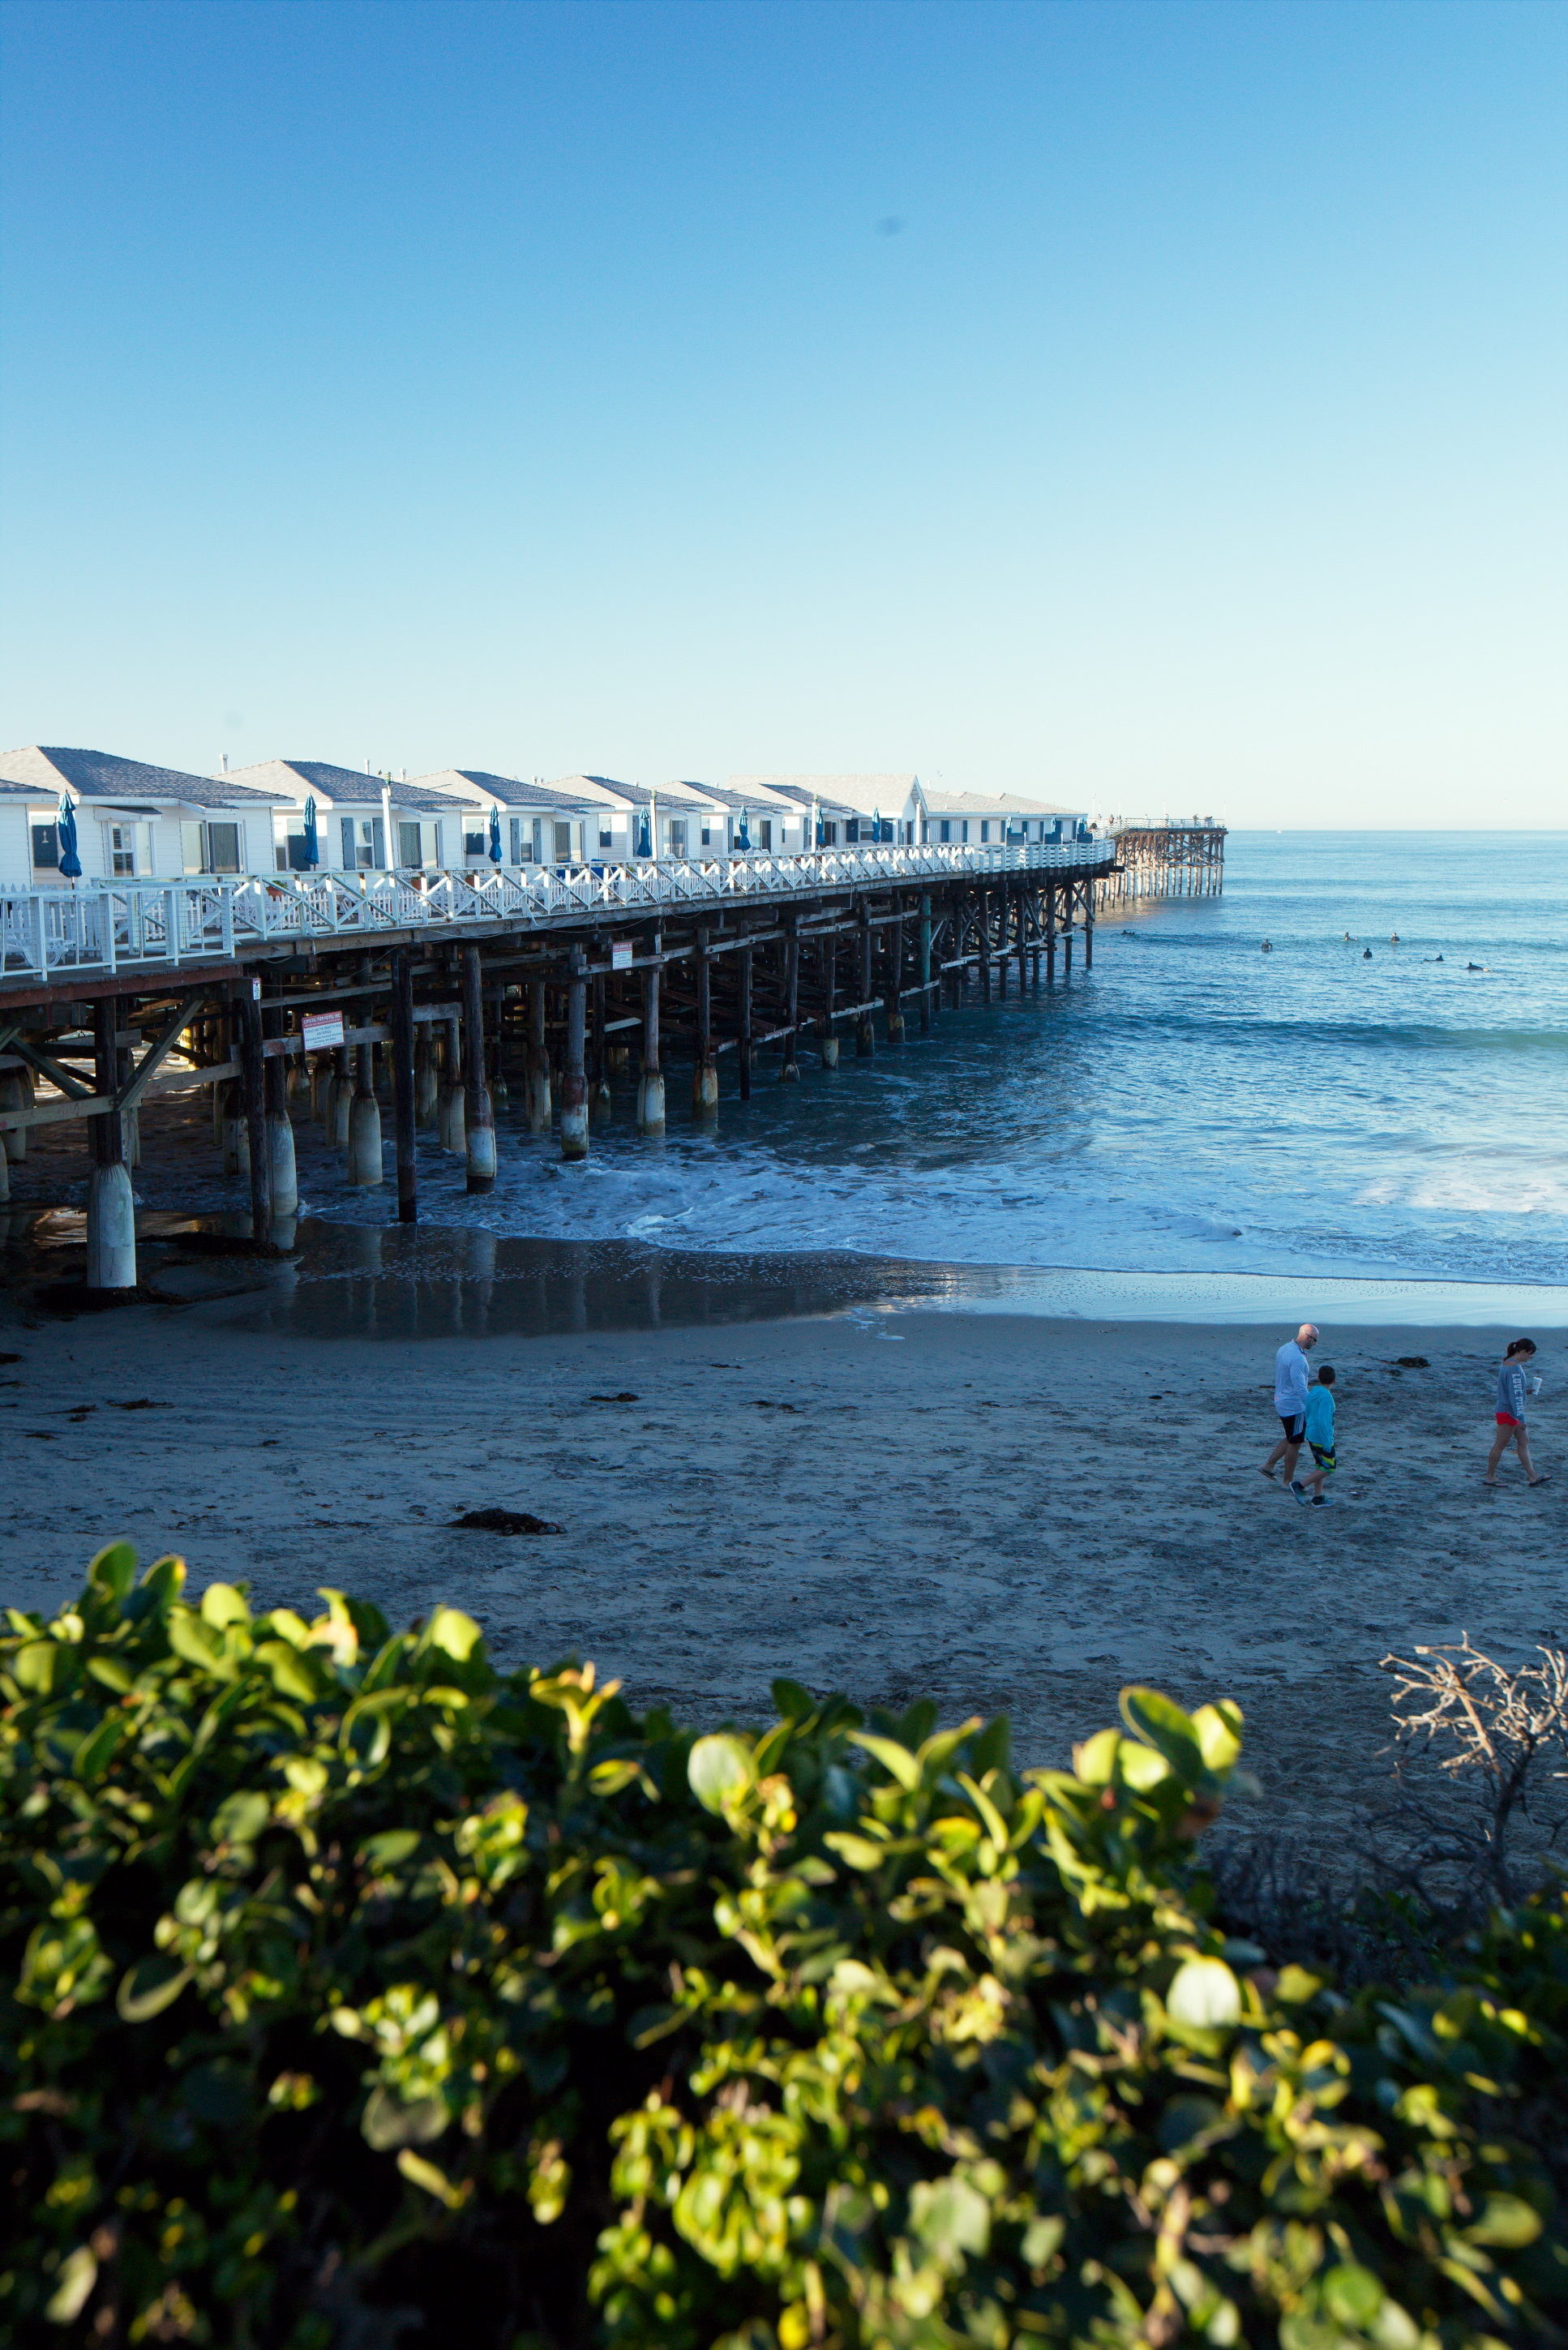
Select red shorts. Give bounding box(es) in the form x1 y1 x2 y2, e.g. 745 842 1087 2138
1496 1412 1521 1428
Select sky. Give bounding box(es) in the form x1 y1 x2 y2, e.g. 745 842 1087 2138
0 0 1562 827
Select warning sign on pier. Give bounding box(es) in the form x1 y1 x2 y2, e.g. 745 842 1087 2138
610 940 633 971
301 1010 345 1053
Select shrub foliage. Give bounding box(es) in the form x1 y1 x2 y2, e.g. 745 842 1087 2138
2 1546 1565 2348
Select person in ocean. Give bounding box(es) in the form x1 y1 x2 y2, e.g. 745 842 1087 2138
1261 1322 1318 1487
1485 1339 1549 1487
1293 1365 1336 1506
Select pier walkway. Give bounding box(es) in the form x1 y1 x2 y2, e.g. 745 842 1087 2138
0 837 1115 1292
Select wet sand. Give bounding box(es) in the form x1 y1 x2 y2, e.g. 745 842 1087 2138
2 1241 1562 1866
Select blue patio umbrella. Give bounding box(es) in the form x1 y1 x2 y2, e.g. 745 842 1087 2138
737 806 751 852
636 807 652 858
872 805 881 846
302 795 320 868
489 807 503 865
58 793 82 878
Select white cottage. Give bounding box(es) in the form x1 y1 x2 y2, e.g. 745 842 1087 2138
0 746 288 885
224 759 486 874
414 772 631 868
726 774 923 850
914 783 1089 850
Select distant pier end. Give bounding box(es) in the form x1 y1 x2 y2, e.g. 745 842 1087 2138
1099 817 1226 906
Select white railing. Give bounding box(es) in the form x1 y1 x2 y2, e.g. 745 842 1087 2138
1 838 1113 986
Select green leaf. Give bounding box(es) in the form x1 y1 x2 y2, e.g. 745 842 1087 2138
200 1581 251 1627
88 1541 138 1604
361 1829 421 1871
1322 2266 1382 2328
770 1677 816 1720
212 1790 269 1847
74 1713 126 1782
166 1609 234 1679
849 1732 920 1791
1191 1700 1244 1773
688 1732 755 1814
1120 1687 1206 1783
255 1640 320 1701
13 1640 60 1694
116 1955 193 2022
823 1832 892 1872
1275 1964 1324 2005
907 2175 990 2269
1022 2215 1065 2268
1166 1957 1241 2028
1467 2193 1542 2248
363 2086 448 2151
427 1606 483 1662
45 2244 97 2324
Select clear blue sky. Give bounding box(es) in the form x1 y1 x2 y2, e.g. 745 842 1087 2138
1 0 1562 826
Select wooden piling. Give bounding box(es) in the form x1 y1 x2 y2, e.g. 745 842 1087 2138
637 931 665 1132
980 891 992 1004
887 894 905 1040
919 893 932 1034
461 943 495 1192
856 900 874 1056
739 928 753 1100
1046 883 1056 984
782 914 799 1079
391 947 418 1223
239 980 270 1239
561 946 588 1159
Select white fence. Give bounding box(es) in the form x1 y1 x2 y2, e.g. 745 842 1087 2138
1 838 1114 987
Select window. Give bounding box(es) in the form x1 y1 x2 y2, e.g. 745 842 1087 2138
464 828 486 860
554 821 572 863
962 821 970 844
980 821 990 843
668 819 687 856
820 821 837 847
399 821 422 867
208 822 242 873
598 826 613 850
700 824 711 847
757 819 771 851
105 823 135 877
511 818 524 863
31 822 59 870
343 818 383 871
846 817 860 843
279 824 311 872
531 818 543 863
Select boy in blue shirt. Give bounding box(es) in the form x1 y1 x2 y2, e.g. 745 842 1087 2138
1292 1366 1336 1507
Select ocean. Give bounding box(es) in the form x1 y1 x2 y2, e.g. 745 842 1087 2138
301 829 1567 1298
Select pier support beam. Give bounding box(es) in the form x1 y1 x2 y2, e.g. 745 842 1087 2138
591 970 611 1121
1046 885 1056 985
855 901 874 1057
1085 878 1094 971
561 946 589 1160
331 1044 353 1150
263 984 298 1220
692 924 718 1118
526 979 551 1134
414 1028 438 1127
87 997 136 1290
820 936 839 1068
739 928 752 1100
391 947 418 1223
919 894 932 1035
887 895 905 1041
980 892 992 1004
348 958 383 1186
636 934 665 1134
240 980 272 1240
782 915 799 1079
462 944 495 1192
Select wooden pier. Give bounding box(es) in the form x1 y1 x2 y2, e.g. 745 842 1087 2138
0 839 1115 1287
1097 818 1225 905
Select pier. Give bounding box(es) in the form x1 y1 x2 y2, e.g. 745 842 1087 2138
1098 817 1225 904
0 837 1115 1288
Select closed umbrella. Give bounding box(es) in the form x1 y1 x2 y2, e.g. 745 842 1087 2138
489 807 502 866
302 795 319 869
737 806 751 852
872 805 881 847
58 794 82 879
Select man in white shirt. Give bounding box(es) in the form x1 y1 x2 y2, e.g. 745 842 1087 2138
1261 1323 1319 1491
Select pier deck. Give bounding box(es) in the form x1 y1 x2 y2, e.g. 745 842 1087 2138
0 840 1115 1285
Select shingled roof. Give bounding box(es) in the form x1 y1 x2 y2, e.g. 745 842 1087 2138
226 759 469 815
0 746 289 808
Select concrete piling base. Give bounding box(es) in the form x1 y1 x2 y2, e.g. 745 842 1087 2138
466 1097 497 1192
348 1094 383 1186
820 1034 839 1069
560 1089 589 1160
636 1071 666 1134
886 1011 905 1044
267 1110 298 1216
86 1161 137 1290
692 1057 718 1119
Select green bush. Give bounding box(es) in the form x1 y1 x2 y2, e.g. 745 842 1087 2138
2 1545 1564 2349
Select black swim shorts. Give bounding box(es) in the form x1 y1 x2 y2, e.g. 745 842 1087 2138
1279 1412 1305 1441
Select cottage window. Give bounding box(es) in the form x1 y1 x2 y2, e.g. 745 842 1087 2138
465 828 486 860
668 819 687 856
700 824 712 847
554 821 572 862
31 822 59 870
846 818 859 843
599 826 613 850
399 822 422 867
757 819 771 851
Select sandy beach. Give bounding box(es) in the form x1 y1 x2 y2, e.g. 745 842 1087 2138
2 1245 1561 1868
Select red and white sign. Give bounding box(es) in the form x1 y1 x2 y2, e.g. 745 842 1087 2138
610 939 633 971
301 1010 345 1053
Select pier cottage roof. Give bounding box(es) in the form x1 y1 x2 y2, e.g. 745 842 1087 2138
728 773 918 821
225 758 468 815
0 745 289 811
917 787 1083 817
414 770 625 814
